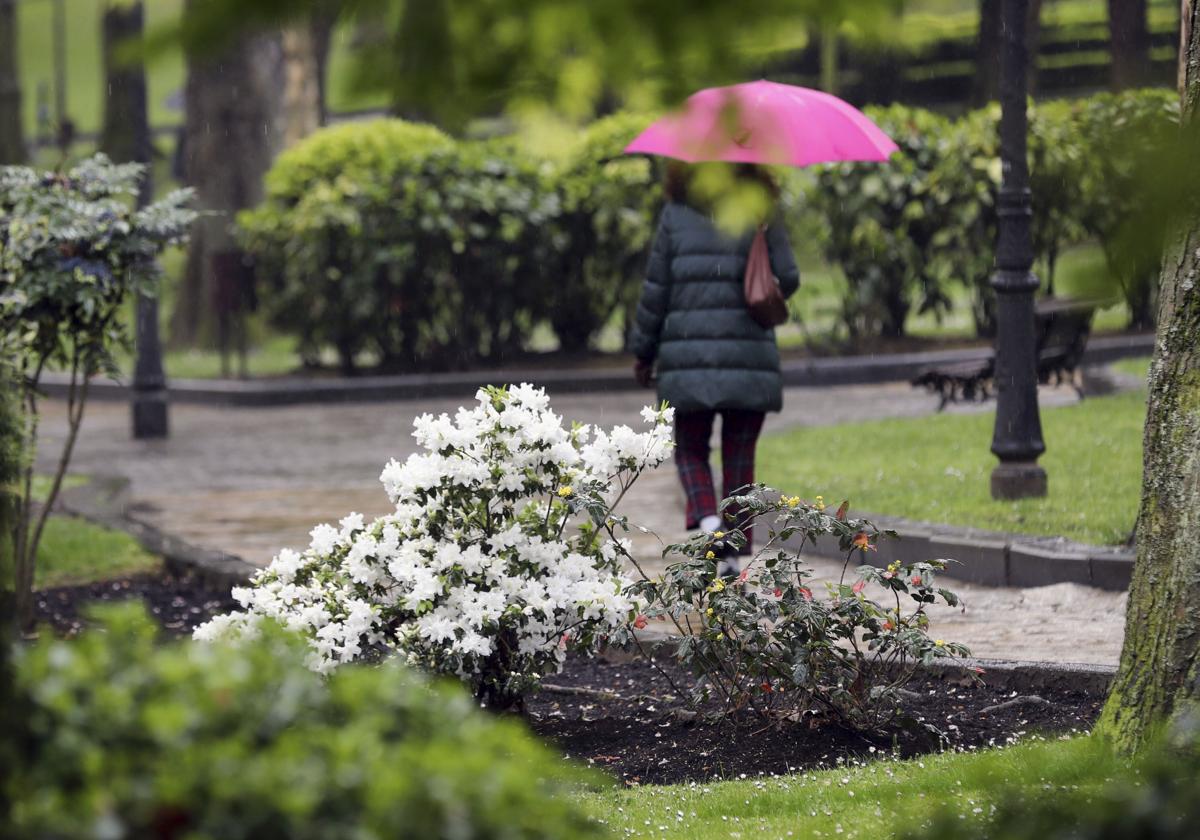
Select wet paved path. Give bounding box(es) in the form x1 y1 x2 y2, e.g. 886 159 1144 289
40 379 1130 665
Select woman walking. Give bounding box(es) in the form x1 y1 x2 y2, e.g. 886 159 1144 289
630 164 800 575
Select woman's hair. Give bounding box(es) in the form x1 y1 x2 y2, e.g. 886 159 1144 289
663 161 778 207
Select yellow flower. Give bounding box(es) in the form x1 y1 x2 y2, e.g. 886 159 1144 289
786 496 801 508
707 579 725 593
814 495 826 511
713 531 725 538
556 486 573 498
705 607 714 617
934 639 945 647
705 550 715 560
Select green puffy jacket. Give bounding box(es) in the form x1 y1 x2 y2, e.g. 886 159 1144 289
630 201 800 413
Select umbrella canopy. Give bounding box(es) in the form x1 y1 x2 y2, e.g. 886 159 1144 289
624 80 898 168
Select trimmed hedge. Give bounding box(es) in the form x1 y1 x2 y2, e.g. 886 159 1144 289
239 90 1180 368
7 605 604 839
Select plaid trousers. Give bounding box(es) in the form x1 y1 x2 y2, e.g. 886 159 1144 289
674 409 766 552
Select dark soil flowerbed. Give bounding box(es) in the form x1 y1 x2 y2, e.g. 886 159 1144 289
35 572 1102 786
527 655 1102 785
34 571 239 638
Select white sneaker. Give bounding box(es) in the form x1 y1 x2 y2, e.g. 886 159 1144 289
717 554 741 579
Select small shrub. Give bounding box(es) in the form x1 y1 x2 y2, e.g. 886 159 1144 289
8 605 603 839
239 120 559 372
808 105 956 340
628 487 969 732
196 385 673 709
551 112 661 352
0 156 194 628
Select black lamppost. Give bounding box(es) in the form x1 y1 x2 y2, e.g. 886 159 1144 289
989 0 1045 499
101 1 168 439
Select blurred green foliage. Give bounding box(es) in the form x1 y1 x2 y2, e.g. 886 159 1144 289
7 604 604 839
1073 89 1184 329
148 0 899 130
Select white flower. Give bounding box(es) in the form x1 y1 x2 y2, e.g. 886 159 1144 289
309 523 341 555
194 385 665 698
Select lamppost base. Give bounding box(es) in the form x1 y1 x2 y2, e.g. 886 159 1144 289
990 461 1047 500
131 390 169 439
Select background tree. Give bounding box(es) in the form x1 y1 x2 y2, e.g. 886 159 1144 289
101 1 152 192
0 361 20 826
1109 0 1152 90
151 0 895 130
280 24 323 148
1098 0 1200 753
0 0 24 163
170 2 282 347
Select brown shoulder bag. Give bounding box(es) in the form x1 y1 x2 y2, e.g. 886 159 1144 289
743 225 788 328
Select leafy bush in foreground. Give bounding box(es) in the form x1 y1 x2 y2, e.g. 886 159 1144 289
8 605 603 840
907 723 1200 840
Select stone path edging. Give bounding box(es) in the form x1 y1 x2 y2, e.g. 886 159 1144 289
57 471 1135 599
771 511 1134 591
57 476 257 590
41 332 1154 408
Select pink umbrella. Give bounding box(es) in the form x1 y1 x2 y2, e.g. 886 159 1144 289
624 80 897 167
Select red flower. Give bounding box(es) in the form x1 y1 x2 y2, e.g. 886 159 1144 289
883 620 895 631
852 531 876 552
910 574 923 586
633 614 648 630
737 568 750 584
799 587 813 602
773 588 783 598
852 579 867 595
760 681 773 693
558 632 571 650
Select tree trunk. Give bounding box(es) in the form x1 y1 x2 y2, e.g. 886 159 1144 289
311 12 335 126
170 6 281 348
0 0 25 163
280 25 321 149
1027 0 1044 94
973 0 1003 106
1109 0 1152 90
0 360 20 827
101 2 151 180
1097 0 1200 753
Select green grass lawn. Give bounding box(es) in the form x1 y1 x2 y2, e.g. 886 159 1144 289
28 474 160 588
581 736 1121 840
758 388 1146 545
1113 355 1152 380
35 515 160 588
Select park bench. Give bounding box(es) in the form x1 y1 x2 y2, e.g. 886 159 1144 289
911 297 1097 410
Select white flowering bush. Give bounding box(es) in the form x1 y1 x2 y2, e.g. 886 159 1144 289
196 384 673 709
